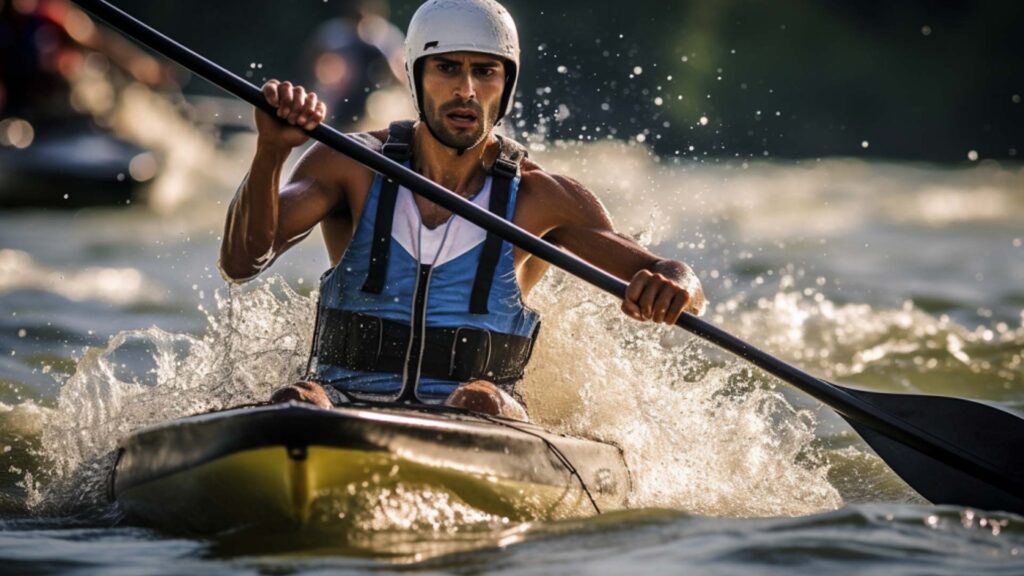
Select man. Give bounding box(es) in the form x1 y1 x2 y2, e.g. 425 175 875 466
220 0 705 419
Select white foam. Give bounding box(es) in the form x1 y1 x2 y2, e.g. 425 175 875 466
522 271 842 517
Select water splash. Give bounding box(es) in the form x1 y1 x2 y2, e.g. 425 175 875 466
23 269 841 519
522 270 842 517
21 264 1024 520
29 277 314 515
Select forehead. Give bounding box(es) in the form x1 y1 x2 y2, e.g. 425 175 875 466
424 51 504 67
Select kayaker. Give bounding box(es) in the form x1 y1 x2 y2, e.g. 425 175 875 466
219 0 706 419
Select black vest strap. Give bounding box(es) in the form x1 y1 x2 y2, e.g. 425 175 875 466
361 120 414 294
360 122 528 311
470 134 527 313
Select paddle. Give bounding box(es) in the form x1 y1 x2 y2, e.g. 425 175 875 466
71 0 1024 515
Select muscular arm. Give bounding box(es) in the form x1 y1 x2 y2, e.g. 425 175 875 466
219 80 343 282
537 172 706 321
219 143 345 282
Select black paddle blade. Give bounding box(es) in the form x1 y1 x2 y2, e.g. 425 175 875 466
836 385 1024 515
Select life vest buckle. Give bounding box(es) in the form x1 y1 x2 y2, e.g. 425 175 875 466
381 141 412 162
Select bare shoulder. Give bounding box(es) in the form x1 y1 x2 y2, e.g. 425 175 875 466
287 129 386 197
294 132 381 179
518 158 612 227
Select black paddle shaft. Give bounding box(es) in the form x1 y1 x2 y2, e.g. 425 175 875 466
72 0 1024 509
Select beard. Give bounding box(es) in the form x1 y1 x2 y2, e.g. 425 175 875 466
422 95 500 151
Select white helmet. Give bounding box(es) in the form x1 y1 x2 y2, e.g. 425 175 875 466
404 0 520 121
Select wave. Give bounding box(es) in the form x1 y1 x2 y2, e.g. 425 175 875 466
0 249 165 307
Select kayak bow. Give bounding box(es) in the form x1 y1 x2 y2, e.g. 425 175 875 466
111 402 630 534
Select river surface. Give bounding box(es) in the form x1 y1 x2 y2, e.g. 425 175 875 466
1 86 1023 574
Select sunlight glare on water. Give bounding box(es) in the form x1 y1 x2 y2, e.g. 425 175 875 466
17 138 1024 525
0 63 1022 572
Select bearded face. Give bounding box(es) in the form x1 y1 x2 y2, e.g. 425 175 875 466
418 53 506 151
422 93 501 150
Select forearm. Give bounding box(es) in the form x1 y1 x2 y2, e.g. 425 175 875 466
219 143 291 282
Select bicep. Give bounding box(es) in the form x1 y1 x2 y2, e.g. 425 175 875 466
273 145 346 252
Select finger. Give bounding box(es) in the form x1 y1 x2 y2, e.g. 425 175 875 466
624 270 650 307
664 289 690 324
621 298 642 320
262 79 280 106
637 276 665 320
286 87 307 124
305 101 327 130
623 270 650 320
297 92 317 126
276 81 294 117
651 285 677 323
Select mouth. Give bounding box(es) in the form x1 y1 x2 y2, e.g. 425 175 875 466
445 109 479 128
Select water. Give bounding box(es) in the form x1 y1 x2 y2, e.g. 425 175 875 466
1 85 1023 573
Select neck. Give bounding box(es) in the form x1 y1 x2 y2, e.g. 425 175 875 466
412 123 497 194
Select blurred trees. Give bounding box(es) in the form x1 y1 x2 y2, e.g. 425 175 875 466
112 0 1022 162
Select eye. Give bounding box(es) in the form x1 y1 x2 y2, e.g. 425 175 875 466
436 62 456 74
474 67 497 78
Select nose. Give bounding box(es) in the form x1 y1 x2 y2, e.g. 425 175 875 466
453 71 477 101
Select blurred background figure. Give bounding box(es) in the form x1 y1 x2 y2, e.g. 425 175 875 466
0 0 175 208
1 0 80 120
0 0 177 119
302 0 409 130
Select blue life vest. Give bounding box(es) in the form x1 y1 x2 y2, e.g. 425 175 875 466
310 121 540 403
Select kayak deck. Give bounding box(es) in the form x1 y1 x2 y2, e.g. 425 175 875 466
111 402 630 534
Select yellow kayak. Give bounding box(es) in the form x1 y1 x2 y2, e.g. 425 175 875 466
111 402 630 534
